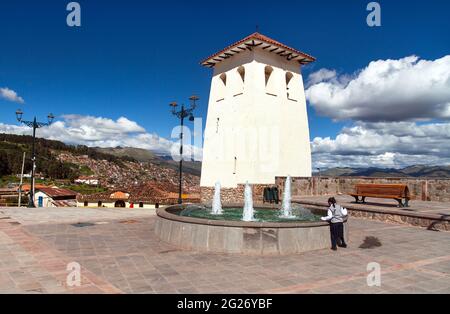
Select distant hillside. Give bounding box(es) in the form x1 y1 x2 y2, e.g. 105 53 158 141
315 165 450 178
0 134 200 192
94 147 202 176
0 133 134 181
315 168 357 177
94 147 157 162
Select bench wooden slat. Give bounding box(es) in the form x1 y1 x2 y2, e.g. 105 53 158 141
350 194 405 199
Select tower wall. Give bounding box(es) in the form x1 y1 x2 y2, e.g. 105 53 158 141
200 49 312 188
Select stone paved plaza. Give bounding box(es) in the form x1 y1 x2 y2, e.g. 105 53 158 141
0 207 450 294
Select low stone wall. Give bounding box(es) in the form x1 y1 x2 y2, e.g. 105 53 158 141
299 202 450 232
275 177 450 202
200 184 274 205
201 177 450 204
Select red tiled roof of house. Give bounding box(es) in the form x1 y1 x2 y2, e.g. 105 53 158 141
110 191 129 200
77 182 200 205
201 32 316 68
21 184 49 192
37 187 77 198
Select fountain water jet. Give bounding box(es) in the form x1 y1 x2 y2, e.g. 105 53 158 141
211 181 223 215
242 182 255 222
281 175 296 218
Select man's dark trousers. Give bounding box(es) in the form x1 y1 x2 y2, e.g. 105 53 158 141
330 222 345 249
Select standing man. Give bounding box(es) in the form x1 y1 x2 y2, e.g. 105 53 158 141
321 197 348 251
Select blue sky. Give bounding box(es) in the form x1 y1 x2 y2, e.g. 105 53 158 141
1 0 450 168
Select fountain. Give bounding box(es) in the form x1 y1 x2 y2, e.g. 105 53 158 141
280 175 296 218
211 181 223 215
155 177 348 255
242 182 255 222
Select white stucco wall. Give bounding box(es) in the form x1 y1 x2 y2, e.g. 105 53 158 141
34 191 55 207
200 49 312 188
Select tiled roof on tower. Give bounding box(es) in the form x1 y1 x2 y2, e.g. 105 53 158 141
201 32 316 68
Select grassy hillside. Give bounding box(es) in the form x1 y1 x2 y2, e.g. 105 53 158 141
94 146 202 176
94 147 157 162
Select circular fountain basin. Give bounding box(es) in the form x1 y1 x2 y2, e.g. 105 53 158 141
155 204 348 255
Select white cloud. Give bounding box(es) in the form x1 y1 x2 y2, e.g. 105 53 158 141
311 121 450 169
306 68 337 87
0 87 25 104
306 55 450 122
0 114 203 161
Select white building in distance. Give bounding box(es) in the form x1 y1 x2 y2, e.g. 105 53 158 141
200 32 315 188
34 187 77 207
75 176 99 186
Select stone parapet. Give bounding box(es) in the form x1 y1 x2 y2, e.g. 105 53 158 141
275 177 450 202
201 177 450 204
200 184 275 205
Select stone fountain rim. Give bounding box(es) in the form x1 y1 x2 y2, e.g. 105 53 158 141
157 203 344 229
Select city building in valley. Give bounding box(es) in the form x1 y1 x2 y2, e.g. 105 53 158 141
76 190 200 209
74 176 99 186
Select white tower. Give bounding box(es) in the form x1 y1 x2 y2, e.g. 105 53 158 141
200 33 315 188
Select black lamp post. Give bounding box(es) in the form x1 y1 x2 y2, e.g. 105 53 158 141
170 96 199 204
16 109 54 208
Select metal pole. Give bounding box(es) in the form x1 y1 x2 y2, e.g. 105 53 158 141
28 118 36 208
178 105 184 204
18 152 26 207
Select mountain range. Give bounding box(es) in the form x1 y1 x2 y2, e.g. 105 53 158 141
93 148 450 178
1 133 448 182
314 165 450 178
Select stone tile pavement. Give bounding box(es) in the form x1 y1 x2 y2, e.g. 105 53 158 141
0 207 450 294
0 207 156 225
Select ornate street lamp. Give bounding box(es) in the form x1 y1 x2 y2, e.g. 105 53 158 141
16 109 55 208
170 95 199 204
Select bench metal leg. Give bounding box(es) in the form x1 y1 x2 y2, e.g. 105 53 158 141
404 199 409 208
352 196 367 204
396 199 404 208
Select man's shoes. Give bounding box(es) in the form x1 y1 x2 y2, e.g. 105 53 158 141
338 243 348 248
331 247 337 251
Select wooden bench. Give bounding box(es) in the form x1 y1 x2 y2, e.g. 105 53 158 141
349 184 410 208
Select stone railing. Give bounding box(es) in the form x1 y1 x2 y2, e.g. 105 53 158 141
200 177 450 204
275 177 450 202
200 184 273 204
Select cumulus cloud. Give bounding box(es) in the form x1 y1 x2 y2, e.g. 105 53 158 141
0 87 25 104
0 114 202 161
311 121 450 169
306 69 337 87
306 55 450 122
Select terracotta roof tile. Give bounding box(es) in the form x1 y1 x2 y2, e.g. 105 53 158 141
37 187 77 198
77 182 200 204
201 32 316 68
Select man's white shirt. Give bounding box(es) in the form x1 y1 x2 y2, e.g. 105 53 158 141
321 206 348 221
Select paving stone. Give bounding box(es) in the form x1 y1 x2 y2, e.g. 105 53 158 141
1 209 450 294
